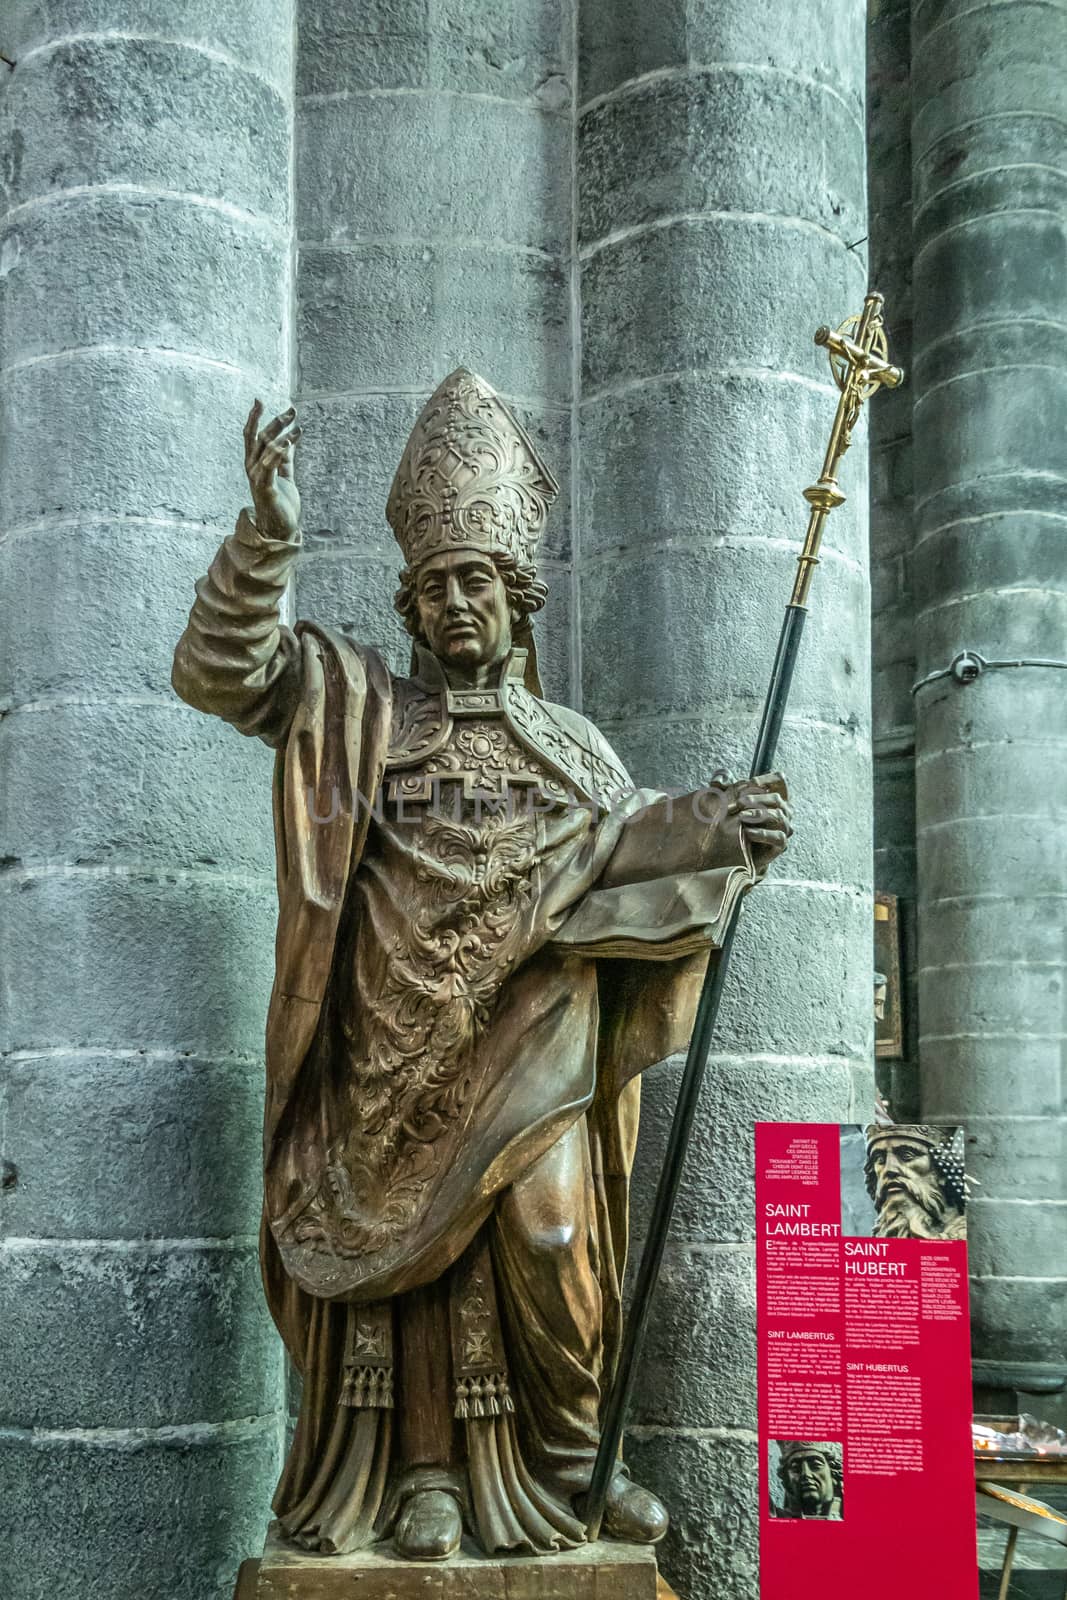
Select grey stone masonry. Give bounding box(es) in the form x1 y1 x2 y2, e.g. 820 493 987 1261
578 2 873 1594
868 0 919 1118
293 0 577 701
0 4 293 1597
0 5 886 1598
911 0 1067 1397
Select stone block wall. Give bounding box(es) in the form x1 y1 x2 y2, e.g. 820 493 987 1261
867 0 1067 1410
0 5 293 1596
910 0 1067 1400
867 0 918 1117
0 3 875 1596
292 0 577 701
576 5 872 1591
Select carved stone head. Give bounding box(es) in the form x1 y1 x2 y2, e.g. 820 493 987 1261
777 1441 842 1516
864 1124 967 1238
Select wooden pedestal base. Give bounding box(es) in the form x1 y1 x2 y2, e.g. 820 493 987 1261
235 1527 674 1600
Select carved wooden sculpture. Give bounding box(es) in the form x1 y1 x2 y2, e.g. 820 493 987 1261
173 370 791 1563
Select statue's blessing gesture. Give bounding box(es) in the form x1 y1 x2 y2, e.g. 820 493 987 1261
173 370 791 1563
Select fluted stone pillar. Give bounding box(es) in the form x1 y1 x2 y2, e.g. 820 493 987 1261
868 0 919 1118
0 6 294 1596
578 4 872 1595
292 0 576 700
911 0 1067 1398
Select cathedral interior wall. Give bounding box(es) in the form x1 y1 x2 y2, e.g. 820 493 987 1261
0 1 1063 1597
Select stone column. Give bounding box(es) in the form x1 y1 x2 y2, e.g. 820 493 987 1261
911 0 1067 1401
868 0 919 1118
578 4 871 1595
0 5 294 1596
292 0 576 701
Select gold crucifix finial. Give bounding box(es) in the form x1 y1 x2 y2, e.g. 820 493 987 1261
790 290 904 609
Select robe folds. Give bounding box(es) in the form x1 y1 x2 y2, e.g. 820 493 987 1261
173 511 779 1555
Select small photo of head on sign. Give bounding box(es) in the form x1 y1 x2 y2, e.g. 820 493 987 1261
768 1440 844 1520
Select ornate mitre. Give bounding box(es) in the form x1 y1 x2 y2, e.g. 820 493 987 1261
386 368 559 570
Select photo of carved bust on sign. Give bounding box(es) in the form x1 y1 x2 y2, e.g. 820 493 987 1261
839 1124 969 1241
768 1441 844 1521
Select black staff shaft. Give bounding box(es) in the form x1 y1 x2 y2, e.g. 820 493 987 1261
583 602 807 1539
750 603 807 780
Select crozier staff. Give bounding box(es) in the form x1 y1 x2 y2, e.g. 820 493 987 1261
586 293 902 1535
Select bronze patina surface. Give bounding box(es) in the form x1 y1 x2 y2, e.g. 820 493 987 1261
173 369 792 1571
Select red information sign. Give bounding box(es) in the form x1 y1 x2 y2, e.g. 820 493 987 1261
757 1122 977 1595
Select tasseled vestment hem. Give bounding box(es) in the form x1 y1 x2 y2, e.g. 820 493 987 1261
274 1233 586 1556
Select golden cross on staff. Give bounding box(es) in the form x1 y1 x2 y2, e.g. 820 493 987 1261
584 290 903 1541
791 292 904 608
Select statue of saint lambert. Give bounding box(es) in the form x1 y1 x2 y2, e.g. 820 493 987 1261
173 370 790 1561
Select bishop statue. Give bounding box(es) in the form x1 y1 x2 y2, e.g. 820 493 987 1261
172 370 791 1562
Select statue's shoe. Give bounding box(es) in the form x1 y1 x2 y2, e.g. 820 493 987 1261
394 1489 463 1561
602 1471 669 1544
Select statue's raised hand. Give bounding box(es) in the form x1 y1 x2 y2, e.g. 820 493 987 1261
245 400 301 540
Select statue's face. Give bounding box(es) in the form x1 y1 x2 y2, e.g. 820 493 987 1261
870 1137 935 1208
784 1451 834 1512
413 551 513 669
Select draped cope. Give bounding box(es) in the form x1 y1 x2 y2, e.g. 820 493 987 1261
172 511 776 1554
